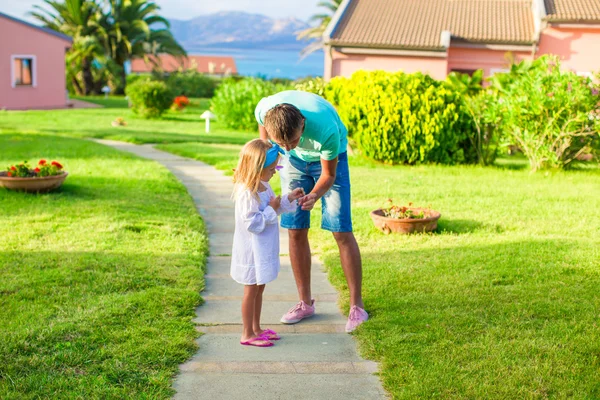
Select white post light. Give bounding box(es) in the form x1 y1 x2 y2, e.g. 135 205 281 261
101 85 111 99
200 110 215 133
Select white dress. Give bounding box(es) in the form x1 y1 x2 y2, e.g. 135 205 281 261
230 181 297 285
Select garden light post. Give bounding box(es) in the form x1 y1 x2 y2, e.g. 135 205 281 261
102 86 111 99
200 110 215 133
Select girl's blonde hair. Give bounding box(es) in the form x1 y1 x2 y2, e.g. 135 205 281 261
233 139 274 199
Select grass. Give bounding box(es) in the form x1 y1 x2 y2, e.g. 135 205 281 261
0 96 254 145
2 96 600 398
0 133 207 398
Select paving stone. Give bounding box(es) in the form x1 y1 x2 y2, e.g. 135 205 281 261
203 272 337 297
173 373 386 400
194 300 347 325
185 333 361 363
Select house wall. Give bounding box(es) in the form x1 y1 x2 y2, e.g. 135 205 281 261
0 16 70 110
447 47 532 76
327 49 449 80
537 26 600 75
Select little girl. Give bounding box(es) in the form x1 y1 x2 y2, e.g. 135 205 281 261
231 139 304 347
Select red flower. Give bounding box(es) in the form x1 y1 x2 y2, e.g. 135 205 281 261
51 161 63 169
34 167 40 173
38 159 47 165
10 166 16 171
7 172 12 177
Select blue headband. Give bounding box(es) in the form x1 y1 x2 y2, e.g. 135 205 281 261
264 142 284 168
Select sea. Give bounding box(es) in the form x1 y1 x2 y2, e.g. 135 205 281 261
187 47 324 80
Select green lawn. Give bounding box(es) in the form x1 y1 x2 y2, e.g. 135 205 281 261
2 97 600 398
0 133 207 398
0 96 254 145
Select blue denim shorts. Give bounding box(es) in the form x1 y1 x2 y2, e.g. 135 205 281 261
279 152 352 232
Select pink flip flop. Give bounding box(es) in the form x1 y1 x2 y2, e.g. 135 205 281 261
261 329 281 340
240 335 273 347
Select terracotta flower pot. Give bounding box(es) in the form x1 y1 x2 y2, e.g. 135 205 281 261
0 171 68 193
370 208 441 234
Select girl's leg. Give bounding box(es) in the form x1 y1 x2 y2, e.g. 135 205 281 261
242 284 261 341
253 284 266 335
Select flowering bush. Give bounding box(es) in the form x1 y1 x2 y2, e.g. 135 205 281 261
173 95 190 110
5 159 64 177
382 200 432 219
325 70 477 165
489 55 600 170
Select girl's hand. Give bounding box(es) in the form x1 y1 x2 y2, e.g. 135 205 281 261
269 195 281 210
288 188 305 201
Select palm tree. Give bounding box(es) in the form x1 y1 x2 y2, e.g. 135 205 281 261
101 0 186 92
296 0 342 58
30 0 105 95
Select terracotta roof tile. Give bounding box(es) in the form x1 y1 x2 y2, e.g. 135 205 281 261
544 0 600 22
131 54 237 75
329 0 536 50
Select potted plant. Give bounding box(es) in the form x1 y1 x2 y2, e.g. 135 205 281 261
0 159 68 193
370 200 441 234
111 117 127 127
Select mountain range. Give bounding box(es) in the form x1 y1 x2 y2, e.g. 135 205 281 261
168 11 314 51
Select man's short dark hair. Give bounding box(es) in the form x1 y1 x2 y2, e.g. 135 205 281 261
264 103 305 143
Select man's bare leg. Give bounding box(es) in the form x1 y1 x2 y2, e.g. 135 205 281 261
332 231 364 309
288 228 312 304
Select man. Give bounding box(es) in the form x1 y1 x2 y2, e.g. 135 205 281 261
255 90 368 332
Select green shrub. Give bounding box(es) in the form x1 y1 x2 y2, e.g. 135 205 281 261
489 55 600 170
325 70 477 165
165 70 219 98
126 73 155 88
294 77 326 97
211 78 292 131
125 80 174 119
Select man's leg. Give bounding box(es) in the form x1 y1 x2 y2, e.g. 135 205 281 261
332 231 364 309
288 228 312 304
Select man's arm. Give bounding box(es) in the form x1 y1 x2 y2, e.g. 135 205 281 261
259 124 268 140
298 157 337 211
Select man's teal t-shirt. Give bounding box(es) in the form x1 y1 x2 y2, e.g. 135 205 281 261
254 90 348 162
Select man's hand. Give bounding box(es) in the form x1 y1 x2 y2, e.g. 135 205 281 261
298 193 318 211
269 195 281 211
288 188 305 202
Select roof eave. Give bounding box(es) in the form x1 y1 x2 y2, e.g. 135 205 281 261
323 0 353 42
0 11 72 43
544 17 600 24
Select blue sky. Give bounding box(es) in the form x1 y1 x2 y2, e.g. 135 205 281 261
0 0 323 24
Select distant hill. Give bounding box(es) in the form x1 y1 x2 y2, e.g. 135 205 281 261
169 11 312 51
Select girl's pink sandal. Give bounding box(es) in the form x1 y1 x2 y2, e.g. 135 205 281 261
240 335 273 347
261 329 280 340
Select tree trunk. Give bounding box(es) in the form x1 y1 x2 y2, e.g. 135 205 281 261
81 57 95 95
116 62 127 95
71 75 84 96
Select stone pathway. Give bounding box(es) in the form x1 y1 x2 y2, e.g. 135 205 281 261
96 140 386 400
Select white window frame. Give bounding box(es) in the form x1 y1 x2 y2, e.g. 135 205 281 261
11 55 37 88
490 68 510 74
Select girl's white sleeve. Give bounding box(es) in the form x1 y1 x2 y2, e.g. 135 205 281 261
278 192 298 215
239 191 277 234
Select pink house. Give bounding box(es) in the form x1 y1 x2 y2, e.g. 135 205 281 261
323 0 600 80
130 54 238 76
0 12 72 110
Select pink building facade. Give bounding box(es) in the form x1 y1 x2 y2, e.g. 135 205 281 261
324 0 600 80
0 12 72 110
